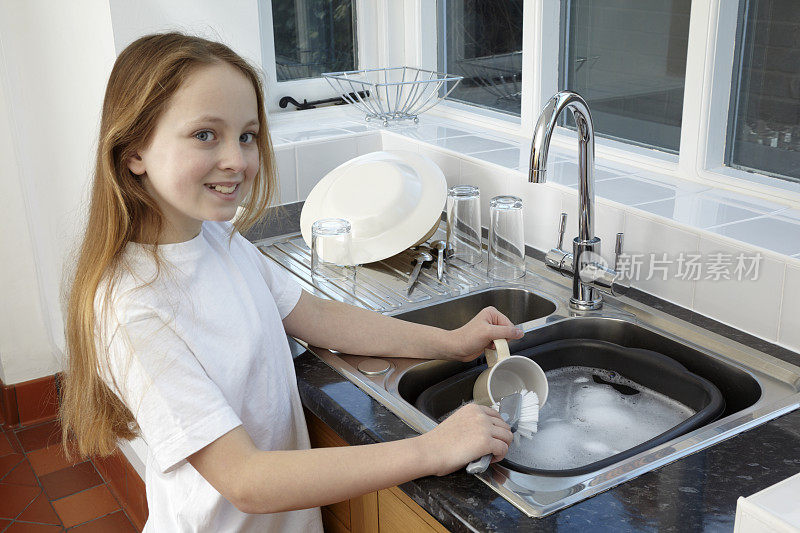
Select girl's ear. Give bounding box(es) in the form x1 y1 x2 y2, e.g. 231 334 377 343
127 153 146 176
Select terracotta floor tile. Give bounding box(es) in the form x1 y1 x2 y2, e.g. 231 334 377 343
51 485 119 529
39 463 102 501
0 431 14 457
4 522 64 532
0 453 25 480
0 482 40 519
17 491 61 525
4 460 39 487
14 422 62 453
27 444 81 477
67 510 136 532
6 431 26 455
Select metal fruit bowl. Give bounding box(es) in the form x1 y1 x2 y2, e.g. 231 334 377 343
322 66 463 126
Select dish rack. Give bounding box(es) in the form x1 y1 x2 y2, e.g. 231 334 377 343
322 67 463 126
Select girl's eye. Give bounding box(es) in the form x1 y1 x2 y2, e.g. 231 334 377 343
194 130 216 142
240 132 257 144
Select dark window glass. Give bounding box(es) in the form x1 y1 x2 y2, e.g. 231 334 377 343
271 0 356 81
438 0 524 116
728 0 800 183
559 0 691 153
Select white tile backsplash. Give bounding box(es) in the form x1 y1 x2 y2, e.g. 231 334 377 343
693 237 786 341
418 145 462 190
381 134 419 152
507 180 564 253
273 146 298 204
356 133 382 155
622 212 700 308
295 138 359 200
778 264 800 350
460 159 512 225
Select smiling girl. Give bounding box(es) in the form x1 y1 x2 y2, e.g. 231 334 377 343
59 33 521 532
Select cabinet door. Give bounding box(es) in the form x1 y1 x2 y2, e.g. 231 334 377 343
304 409 449 533
378 487 449 533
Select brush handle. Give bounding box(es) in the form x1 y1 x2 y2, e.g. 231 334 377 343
466 454 492 474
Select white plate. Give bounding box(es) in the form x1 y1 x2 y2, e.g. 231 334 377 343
300 151 447 264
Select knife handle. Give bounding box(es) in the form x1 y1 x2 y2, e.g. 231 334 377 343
466 454 492 474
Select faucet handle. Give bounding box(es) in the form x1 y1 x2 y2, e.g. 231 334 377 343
613 232 624 271
557 212 567 250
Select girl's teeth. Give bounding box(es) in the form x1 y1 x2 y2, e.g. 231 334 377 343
208 184 237 194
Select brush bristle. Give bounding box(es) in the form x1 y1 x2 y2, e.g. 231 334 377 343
517 390 540 437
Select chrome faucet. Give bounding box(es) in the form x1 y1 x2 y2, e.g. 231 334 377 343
528 91 625 311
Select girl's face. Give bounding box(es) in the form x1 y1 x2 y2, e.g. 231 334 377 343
128 62 260 243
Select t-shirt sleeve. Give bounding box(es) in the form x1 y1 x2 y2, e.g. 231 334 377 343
104 314 243 474
237 234 302 319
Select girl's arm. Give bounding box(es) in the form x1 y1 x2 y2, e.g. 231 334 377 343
282 291 524 362
188 402 512 514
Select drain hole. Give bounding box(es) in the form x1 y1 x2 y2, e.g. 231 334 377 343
592 374 639 396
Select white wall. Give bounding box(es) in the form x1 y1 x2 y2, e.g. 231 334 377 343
0 0 263 385
109 0 262 65
0 0 117 384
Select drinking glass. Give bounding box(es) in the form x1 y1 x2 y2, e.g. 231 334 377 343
488 195 525 280
446 185 482 265
311 218 356 283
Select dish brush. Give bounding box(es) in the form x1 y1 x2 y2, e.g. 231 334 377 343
513 390 539 437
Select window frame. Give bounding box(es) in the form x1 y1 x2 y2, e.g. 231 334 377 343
258 0 380 113
427 0 800 205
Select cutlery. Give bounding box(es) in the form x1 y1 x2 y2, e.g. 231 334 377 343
407 250 433 296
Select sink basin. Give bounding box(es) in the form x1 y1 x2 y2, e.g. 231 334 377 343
398 317 760 421
394 287 556 329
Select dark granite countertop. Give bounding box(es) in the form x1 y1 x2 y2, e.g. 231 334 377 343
248 205 800 532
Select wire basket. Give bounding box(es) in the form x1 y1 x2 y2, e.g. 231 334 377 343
322 67 463 126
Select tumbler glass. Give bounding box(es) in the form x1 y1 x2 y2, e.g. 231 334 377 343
311 218 356 283
446 185 482 265
488 195 525 280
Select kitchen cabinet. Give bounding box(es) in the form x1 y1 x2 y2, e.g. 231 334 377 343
305 409 449 533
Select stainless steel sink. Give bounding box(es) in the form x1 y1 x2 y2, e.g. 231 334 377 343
257 231 800 517
389 286 556 330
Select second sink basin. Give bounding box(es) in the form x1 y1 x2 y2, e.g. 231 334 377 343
394 286 556 329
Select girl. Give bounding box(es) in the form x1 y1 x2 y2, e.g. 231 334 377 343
60 32 522 532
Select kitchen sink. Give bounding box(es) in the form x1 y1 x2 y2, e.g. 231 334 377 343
391 286 556 330
257 232 800 517
396 317 761 423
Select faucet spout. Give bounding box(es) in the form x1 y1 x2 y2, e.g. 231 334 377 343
530 91 611 311
528 91 595 241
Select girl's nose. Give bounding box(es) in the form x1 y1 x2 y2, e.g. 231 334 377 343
219 140 247 173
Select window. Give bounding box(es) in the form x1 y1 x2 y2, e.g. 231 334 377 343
559 0 691 153
270 0 357 81
727 0 800 183
437 0 524 116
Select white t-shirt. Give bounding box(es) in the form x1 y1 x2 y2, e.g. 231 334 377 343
97 221 323 533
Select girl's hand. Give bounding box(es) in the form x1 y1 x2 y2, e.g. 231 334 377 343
444 306 524 362
418 403 513 476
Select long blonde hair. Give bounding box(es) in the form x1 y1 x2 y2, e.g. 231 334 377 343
59 33 276 458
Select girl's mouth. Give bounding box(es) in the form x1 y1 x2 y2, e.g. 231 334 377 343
205 183 238 195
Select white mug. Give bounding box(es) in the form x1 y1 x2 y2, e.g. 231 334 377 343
472 339 549 406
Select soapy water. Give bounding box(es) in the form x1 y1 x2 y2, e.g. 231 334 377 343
505 366 696 470
443 366 696 471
